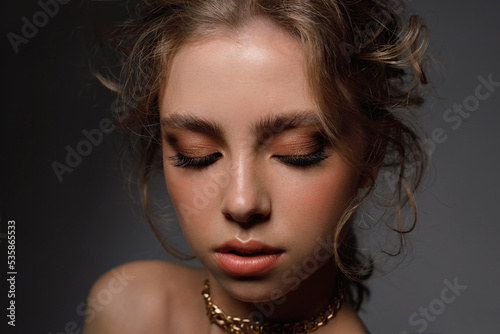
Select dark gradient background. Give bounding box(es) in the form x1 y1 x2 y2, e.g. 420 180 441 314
1 1 499 333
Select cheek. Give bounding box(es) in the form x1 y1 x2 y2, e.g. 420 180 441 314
164 166 201 222
163 170 208 254
274 166 359 238
308 170 357 215
163 165 223 241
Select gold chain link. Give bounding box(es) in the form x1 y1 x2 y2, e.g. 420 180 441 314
202 279 343 334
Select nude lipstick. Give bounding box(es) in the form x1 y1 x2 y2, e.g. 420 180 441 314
214 240 284 276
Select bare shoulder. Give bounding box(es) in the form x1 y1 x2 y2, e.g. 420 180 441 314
82 260 207 334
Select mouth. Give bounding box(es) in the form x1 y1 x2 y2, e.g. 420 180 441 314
227 250 272 257
214 240 284 276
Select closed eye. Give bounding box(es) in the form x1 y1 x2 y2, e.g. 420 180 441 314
274 147 331 167
168 152 222 169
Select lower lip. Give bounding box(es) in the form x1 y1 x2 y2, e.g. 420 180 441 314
214 252 284 276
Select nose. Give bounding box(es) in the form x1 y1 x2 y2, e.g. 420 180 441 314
220 157 271 225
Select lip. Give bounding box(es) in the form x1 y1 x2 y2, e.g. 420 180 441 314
214 240 284 276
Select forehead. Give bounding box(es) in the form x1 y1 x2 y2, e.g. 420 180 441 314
159 19 317 128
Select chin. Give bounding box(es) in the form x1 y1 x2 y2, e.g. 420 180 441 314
217 274 294 303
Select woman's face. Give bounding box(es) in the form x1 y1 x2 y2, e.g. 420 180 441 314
160 20 362 303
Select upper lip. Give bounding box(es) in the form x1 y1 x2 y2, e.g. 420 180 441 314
215 239 283 255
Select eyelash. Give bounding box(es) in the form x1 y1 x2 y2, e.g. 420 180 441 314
274 146 331 167
168 147 330 169
169 152 222 169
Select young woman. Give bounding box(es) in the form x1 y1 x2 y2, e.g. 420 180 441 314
84 0 429 333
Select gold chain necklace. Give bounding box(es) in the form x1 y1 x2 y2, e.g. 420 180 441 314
201 279 343 334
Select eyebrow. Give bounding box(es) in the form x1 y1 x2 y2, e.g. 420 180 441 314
160 111 321 141
251 112 321 141
161 113 224 137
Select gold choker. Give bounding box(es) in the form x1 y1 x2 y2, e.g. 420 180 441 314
201 279 343 334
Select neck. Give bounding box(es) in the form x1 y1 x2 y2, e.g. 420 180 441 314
206 258 339 322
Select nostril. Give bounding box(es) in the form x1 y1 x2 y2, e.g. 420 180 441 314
248 212 270 223
222 211 270 225
220 171 272 225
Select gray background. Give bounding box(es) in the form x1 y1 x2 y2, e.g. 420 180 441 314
1 1 499 333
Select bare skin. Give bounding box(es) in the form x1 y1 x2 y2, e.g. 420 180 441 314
83 18 371 334
82 261 369 334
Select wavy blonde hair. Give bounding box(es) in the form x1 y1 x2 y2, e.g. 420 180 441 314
100 0 430 309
